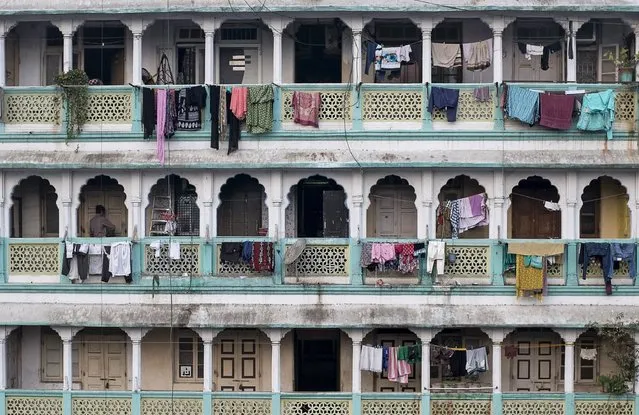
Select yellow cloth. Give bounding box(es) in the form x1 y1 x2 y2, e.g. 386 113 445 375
508 242 564 256
515 255 544 299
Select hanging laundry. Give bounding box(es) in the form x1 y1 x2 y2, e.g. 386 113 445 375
375 46 404 70
611 243 636 280
88 244 102 275
508 242 564 257
473 86 491 103
427 241 446 276
165 89 177 138
577 89 616 140
360 243 373 267
579 242 612 281
447 199 461 237
246 85 274 134
169 242 181 260
372 346 383 372
397 244 418 274
465 347 489 375
515 254 545 299
108 242 132 278
230 86 248 120
365 42 379 75
432 43 462 68
242 241 253 263
251 242 274 272
360 345 376 371
524 44 544 60
580 348 597 361
61 243 89 282
142 88 156 139
449 350 466 377
462 39 492 71
387 347 410 384
177 86 207 131
504 344 518 359
155 89 167 165
458 193 489 234
226 89 241 155
209 85 221 149
382 346 389 371
540 42 562 71
428 87 460 122
539 93 575 130
506 85 540 125
220 242 243 263
292 91 321 128
149 241 162 258
371 243 396 264
543 201 561 211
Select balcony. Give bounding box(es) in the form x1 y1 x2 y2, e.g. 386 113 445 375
0 83 636 143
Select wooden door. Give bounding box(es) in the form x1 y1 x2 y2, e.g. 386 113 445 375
511 192 560 239
218 189 262 236
111 49 125 85
7 331 21 388
511 338 556 392
216 331 261 392
370 186 417 238
323 190 348 238
82 334 127 391
81 188 127 236
375 336 420 392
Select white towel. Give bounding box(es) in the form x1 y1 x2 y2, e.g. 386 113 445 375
149 241 162 258
371 346 383 373
109 242 131 277
525 44 544 60
65 242 74 259
544 201 561 211
169 242 181 260
432 43 462 68
580 348 597 361
462 39 492 71
360 345 374 371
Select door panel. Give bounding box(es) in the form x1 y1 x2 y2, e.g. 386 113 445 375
82 334 127 391
216 331 261 392
323 190 348 238
375 336 420 392
512 338 556 391
81 189 127 236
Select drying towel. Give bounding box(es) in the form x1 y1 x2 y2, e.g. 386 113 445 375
462 40 492 71
220 242 242 263
292 91 321 127
508 242 564 256
155 89 167 165
230 86 248 120
246 85 274 134
577 89 616 140
515 254 545 299
507 85 540 125
432 43 462 68
473 86 491 102
540 93 575 130
428 87 460 122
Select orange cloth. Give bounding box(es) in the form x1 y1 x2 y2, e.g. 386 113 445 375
230 87 248 120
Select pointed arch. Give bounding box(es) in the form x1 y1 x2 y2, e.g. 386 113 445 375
10 176 59 238
579 176 630 239
217 174 268 237
509 176 560 239
78 175 127 237
146 174 199 237
366 175 417 238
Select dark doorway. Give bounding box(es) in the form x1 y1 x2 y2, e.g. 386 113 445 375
295 176 348 238
511 176 560 239
294 23 342 83
294 329 340 392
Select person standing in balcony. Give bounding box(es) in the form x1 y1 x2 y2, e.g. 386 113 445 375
90 205 116 237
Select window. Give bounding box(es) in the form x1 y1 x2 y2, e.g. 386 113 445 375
40 329 79 382
177 331 204 381
559 338 597 383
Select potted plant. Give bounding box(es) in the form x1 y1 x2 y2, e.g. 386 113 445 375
605 48 639 83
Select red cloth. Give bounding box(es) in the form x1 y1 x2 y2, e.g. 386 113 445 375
230 87 248 120
292 91 321 127
539 93 575 130
251 242 274 272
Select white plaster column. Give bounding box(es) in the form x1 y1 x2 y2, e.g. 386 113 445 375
488 17 513 84
489 171 505 239
0 326 16 390
559 329 578 394
347 17 364 85
267 329 284 393
0 170 5 238
0 21 14 87
269 170 283 239
566 28 577 83
123 328 150 392
489 328 505 393
417 19 434 84
346 329 364 393
634 170 639 238
414 329 433 392
564 171 578 239
420 170 434 239
52 20 82 73
122 19 153 86
267 18 292 85
634 27 639 77
193 328 220 392
52 327 82 391
194 19 220 85
351 170 364 239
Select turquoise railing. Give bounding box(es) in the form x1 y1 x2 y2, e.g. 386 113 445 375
0 83 635 140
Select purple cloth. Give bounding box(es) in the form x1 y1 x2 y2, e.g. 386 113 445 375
469 194 484 216
540 93 575 130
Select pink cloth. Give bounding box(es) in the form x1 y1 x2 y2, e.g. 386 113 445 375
458 193 489 233
292 91 321 127
371 243 396 263
387 347 409 384
230 87 248 120
397 359 411 384
398 244 417 274
156 89 167 165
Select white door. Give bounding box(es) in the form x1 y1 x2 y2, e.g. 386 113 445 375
370 185 417 238
512 338 557 391
215 330 262 391
82 334 127 391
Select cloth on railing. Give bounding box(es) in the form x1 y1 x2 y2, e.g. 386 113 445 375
108 242 132 278
220 242 243 263
62 243 89 282
427 241 446 276
164 89 177 139
473 86 491 102
579 242 612 282
177 86 207 131
462 39 492 71
611 243 636 280
292 91 321 128
246 85 274 134
539 93 575 130
576 89 616 140
507 242 564 256
432 43 462 68
242 241 253 262
230 86 248 120
169 242 180 260
515 254 545 299
142 88 156 139
397 244 418 274
457 193 489 234
371 243 396 264
428 87 460 122
209 85 221 149
506 85 540 125
251 242 274 272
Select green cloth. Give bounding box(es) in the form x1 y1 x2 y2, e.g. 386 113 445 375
397 344 421 364
576 89 616 140
397 345 409 361
246 85 274 134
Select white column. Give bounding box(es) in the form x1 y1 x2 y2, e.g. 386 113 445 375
124 328 149 392
489 329 505 393
63 33 73 72
0 34 5 87
272 30 283 85
493 29 503 84
204 31 215 84
348 18 364 85
52 327 81 391
419 22 433 84
269 170 283 239
0 327 16 390
566 31 577 83
132 32 142 85
420 170 434 239
347 329 364 393
267 329 284 393
415 329 433 392
193 328 219 392
351 170 364 239
559 329 578 394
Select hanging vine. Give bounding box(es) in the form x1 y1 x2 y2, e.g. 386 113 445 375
54 69 89 141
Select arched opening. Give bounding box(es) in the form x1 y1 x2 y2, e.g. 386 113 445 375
217 174 267 237
367 175 417 238
580 176 630 238
436 175 488 238
147 174 199 236
285 176 348 238
10 176 58 238
509 176 560 239
509 18 565 82
78 175 127 237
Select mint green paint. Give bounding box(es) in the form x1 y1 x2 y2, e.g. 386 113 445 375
203 86 213 134
132 242 143 283
201 242 213 276
273 240 284 285
419 256 432 286
491 243 505 286
63 391 71 415
352 85 363 130
131 88 141 134
566 243 578 286
502 392 565 400
203 392 212 415
0 237 5 283
132 392 141 415
635 394 639 415
273 87 282 131
352 393 361 415
494 84 505 131
272 392 281 415
565 392 575 415
491 393 502 415
421 392 431 415
0 391 5 415
350 241 363 286
422 84 432 130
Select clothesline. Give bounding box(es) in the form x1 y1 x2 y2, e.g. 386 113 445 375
511 191 628 204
